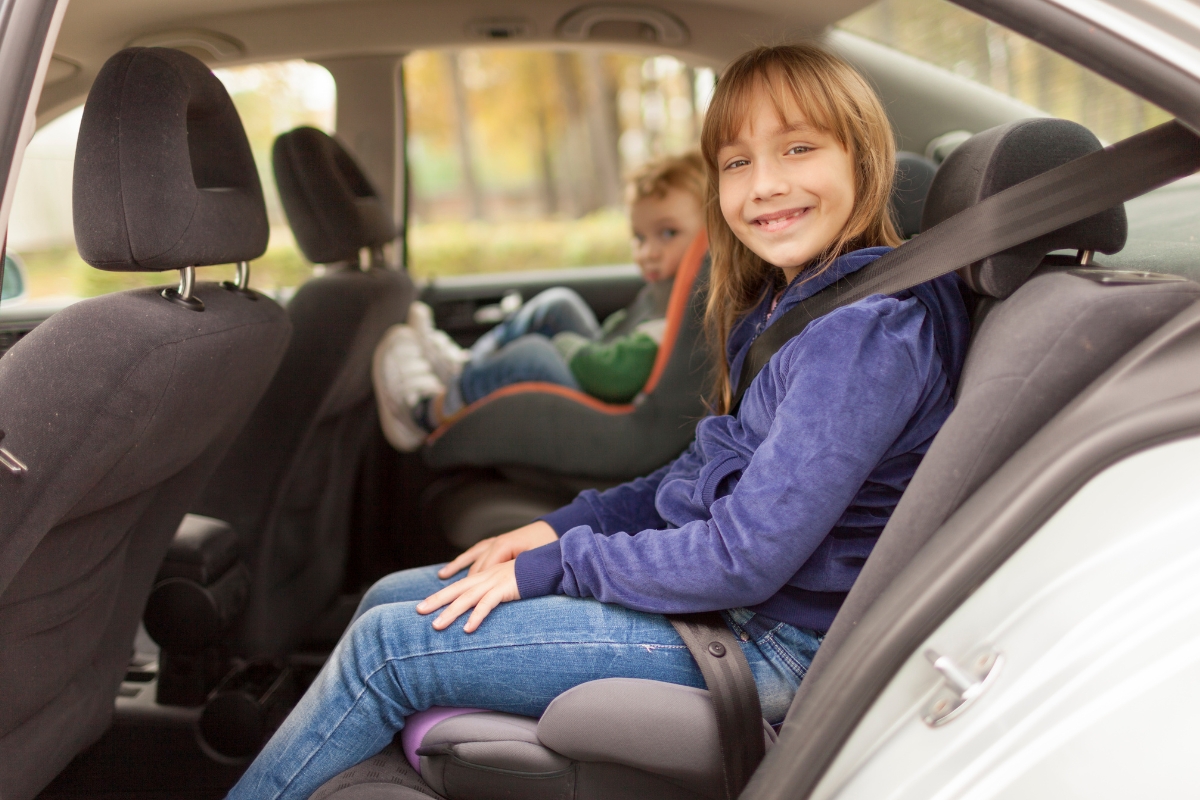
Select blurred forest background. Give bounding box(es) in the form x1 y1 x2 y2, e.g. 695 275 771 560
6 0 1173 299
838 0 1171 141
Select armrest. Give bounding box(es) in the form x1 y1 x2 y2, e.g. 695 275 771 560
157 514 240 584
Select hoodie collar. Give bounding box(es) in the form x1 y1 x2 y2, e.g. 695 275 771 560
727 246 894 381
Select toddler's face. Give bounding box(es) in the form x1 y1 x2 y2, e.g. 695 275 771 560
716 88 856 282
630 187 704 283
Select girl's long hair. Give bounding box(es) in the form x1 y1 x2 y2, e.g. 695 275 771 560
701 44 902 414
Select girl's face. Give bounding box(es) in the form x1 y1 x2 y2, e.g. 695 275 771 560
717 89 856 283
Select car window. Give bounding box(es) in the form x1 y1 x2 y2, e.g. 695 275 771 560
403 49 715 280
6 60 335 301
839 0 1195 245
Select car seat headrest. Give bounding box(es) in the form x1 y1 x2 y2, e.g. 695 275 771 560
890 151 937 240
921 118 1128 298
73 48 268 272
272 127 397 265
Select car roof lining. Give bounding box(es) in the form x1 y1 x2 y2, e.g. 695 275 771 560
41 0 872 122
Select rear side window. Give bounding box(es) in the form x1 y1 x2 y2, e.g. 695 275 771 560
7 60 335 301
403 49 714 280
839 0 1198 246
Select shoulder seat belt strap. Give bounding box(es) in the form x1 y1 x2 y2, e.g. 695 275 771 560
731 120 1200 413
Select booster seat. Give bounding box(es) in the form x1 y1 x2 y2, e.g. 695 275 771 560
309 119 1200 800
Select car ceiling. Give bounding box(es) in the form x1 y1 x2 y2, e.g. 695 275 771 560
42 0 874 121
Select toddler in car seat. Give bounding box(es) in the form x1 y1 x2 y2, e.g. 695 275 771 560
228 43 972 800
372 151 706 451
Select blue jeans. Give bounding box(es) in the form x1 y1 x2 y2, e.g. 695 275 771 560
470 287 601 360
227 564 823 800
459 334 579 405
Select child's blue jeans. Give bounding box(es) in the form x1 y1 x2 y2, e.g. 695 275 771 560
469 287 601 360
226 564 823 800
455 287 602 404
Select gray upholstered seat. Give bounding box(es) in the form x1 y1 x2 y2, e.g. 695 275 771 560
192 127 413 659
0 47 292 800
310 119 1199 800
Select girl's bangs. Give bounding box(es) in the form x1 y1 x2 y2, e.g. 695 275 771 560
706 60 842 155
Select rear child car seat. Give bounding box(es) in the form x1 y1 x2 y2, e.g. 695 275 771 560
0 47 292 800
192 126 413 658
307 118 1200 800
422 230 712 482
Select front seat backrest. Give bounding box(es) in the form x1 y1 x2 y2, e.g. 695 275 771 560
0 47 291 800
193 126 413 658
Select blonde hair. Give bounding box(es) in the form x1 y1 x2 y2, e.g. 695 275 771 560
627 150 707 206
701 44 902 414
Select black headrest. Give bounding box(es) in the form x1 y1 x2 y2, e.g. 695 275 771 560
921 118 1128 298
272 127 396 265
73 48 268 272
890 151 937 239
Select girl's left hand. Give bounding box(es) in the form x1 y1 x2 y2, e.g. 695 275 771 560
417 561 520 633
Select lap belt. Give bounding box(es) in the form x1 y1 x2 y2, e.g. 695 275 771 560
674 121 1200 797
731 120 1200 414
669 613 764 799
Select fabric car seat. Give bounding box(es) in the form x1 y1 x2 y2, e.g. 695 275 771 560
0 48 292 800
193 126 413 658
310 118 1200 800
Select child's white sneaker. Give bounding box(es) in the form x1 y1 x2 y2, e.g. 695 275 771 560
372 324 444 452
407 302 470 386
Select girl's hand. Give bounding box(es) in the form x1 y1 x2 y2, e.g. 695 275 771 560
417 561 520 633
437 521 558 578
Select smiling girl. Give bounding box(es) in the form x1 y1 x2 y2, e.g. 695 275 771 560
228 44 972 800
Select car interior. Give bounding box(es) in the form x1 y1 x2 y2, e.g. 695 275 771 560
2 0 1200 798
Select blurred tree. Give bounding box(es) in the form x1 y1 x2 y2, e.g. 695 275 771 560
447 52 484 220
840 0 1171 144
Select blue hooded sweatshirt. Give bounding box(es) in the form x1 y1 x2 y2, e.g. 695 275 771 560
514 247 972 632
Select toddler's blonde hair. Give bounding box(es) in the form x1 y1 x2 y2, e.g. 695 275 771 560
627 151 706 206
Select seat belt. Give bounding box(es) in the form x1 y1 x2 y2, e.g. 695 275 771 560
673 120 1200 799
731 120 1200 413
669 613 764 800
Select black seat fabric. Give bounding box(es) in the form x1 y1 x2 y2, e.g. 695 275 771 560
193 127 413 658
315 118 1195 800
0 48 291 800
273 127 396 265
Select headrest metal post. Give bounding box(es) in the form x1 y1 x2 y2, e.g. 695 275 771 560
222 261 257 299
368 246 386 270
1077 249 1094 266
162 267 205 311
